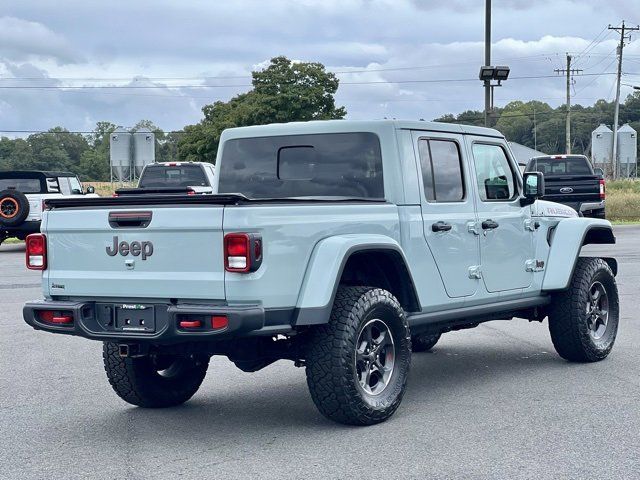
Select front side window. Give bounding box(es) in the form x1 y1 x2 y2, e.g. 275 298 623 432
418 139 465 202
218 132 383 199
472 143 517 201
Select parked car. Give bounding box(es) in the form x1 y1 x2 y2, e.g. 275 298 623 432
23 120 618 425
0 171 96 245
115 161 215 196
525 154 606 218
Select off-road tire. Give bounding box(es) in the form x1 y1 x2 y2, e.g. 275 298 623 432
305 286 411 425
412 332 441 352
103 342 209 408
0 190 29 227
548 258 619 362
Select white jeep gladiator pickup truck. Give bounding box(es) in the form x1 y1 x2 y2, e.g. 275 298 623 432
23 120 619 425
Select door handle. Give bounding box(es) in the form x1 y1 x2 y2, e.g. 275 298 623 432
481 219 499 230
432 221 452 232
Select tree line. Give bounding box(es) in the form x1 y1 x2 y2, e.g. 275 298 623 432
0 56 638 181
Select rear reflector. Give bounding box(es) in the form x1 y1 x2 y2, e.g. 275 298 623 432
179 320 202 329
38 310 73 325
26 234 47 270
211 315 228 330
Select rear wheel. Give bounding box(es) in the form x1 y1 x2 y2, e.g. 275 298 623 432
548 258 619 362
305 286 411 425
102 342 209 408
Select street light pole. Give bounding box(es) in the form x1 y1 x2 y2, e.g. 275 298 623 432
484 0 491 127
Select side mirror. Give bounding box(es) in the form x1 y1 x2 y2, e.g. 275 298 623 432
521 171 544 206
594 167 604 179
86 185 95 194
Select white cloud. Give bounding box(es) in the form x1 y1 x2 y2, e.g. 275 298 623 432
0 1 637 134
0 16 83 65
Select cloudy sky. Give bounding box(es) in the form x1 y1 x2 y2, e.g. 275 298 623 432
1 0 639 135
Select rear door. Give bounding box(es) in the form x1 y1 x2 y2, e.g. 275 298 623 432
412 131 480 298
44 205 225 300
467 139 534 292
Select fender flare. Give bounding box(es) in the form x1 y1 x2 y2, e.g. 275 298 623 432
294 234 419 325
542 218 616 291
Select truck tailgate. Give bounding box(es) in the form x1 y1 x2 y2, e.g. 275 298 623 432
44 206 225 300
543 175 601 208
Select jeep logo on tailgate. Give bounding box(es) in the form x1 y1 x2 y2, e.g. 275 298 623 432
106 236 154 260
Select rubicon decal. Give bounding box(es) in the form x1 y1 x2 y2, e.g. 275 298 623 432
106 236 154 260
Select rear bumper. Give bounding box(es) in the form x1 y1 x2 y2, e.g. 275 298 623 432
579 200 605 214
23 299 294 343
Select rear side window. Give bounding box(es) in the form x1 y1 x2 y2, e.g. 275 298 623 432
139 165 208 188
527 157 592 175
418 139 465 202
218 133 384 199
0 178 41 193
472 143 517 201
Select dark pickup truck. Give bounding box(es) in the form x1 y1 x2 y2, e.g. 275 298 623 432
526 155 605 218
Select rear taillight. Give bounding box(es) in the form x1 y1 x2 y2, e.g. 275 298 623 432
599 179 605 199
26 234 47 270
187 188 196 196
224 233 262 273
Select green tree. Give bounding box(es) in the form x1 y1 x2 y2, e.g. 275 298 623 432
178 56 346 162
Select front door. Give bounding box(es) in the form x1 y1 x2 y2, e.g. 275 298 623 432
467 139 534 293
412 131 480 298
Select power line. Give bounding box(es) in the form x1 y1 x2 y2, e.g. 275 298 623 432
0 54 561 83
554 53 583 153
0 71 621 90
1 107 623 135
609 21 640 178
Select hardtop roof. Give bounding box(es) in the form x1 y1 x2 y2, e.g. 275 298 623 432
221 119 503 140
0 170 77 178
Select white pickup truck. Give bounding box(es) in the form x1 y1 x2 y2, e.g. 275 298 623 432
115 162 216 196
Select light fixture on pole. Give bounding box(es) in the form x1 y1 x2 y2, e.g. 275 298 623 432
479 65 510 119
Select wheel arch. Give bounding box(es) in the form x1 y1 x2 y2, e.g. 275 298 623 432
542 218 616 291
294 235 420 325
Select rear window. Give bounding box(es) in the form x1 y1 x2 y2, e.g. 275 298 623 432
218 133 384 199
0 178 42 193
139 165 208 188
527 157 592 175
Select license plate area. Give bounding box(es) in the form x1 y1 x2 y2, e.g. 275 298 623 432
95 303 156 333
116 304 155 332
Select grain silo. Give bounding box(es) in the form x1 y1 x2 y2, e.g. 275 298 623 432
617 123 637 177
133 128 155 179
591 124 614 172
109 127 132 182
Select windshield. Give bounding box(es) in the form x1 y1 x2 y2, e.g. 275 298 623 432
217 132 384 199
139 165 208 188
527 157 593 175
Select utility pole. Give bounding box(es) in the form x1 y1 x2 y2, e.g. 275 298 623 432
554 54 582 154
609 21 639 179
484 0 491 127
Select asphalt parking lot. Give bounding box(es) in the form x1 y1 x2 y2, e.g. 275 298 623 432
1 226 639 479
